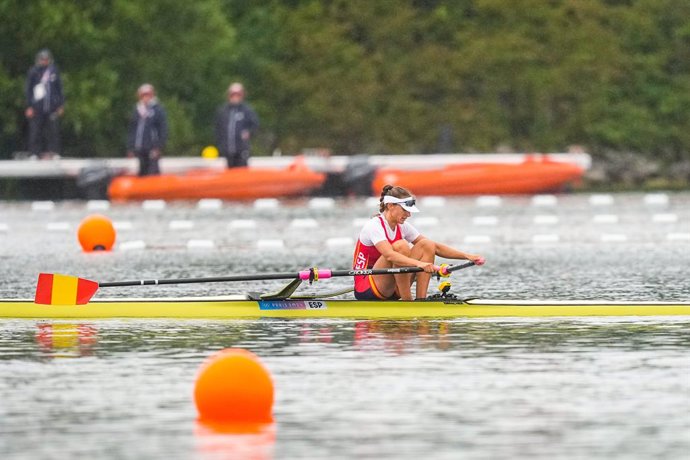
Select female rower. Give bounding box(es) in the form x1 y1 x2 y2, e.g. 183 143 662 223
353 184 485 300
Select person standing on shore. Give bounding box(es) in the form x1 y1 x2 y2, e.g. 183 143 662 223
215 82 259 168
127 84 168 176
25 49 65 159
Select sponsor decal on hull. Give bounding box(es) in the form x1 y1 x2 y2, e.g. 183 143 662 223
258 300 327 310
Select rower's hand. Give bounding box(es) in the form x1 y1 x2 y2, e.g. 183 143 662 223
418 262 440 273
470 255 486 266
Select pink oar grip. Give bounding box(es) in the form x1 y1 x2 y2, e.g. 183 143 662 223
298 269 332 280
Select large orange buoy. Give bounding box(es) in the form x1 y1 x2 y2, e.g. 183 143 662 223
194 348 274 424
77 214 116 252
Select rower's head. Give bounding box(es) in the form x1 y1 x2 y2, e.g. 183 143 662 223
379 184 420 216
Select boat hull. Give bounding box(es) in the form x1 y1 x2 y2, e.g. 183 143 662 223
2 298 689 319
372 157 584 195
108 164 325 201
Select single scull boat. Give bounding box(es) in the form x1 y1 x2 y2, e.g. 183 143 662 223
7 262 686 319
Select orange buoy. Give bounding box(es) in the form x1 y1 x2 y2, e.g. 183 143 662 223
194 348 274 424
77 214 116 252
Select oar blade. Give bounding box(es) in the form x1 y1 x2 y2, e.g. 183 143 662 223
35 273 99 305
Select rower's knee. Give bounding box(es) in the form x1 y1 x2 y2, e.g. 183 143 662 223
392 239 411 256
416 238 436 255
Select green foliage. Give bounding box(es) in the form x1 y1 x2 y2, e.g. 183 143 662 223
0 0 235 157
0 0 689 160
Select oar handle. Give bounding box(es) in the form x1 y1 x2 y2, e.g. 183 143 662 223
302 261 476 280
443 260 476 274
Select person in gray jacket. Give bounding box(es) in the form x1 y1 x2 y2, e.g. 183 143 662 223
215 82 259 168
127 84 168 176
25 49 64 158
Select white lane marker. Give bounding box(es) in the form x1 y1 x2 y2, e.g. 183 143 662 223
187 239 215 250
256 239 285 250
169 220 195 230
326 237 355 248
531 195 558 207
652 213 678 223
309 197 335 209
532 234 560 244
464 235 491 244
197 199 223 211
476 196 502 207
589 194 614 206
31 201 55 212
114 221 133 231
290 218 319 228
142 200 166 210
644 193 669 206
472 216 498 226
533 215 559 225
365 197 380 209
593 214 619 224
47 222 70 231
414 217 439 227
420 196 446 208
667 233 690 241
119 240 146 251
86 200 110 211
228 219 257 230
253 198 280 210
601 233 627 242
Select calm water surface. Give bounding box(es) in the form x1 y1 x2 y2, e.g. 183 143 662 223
1 193 689 459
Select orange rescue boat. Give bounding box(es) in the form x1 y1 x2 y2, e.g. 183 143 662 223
372 155 584 195
108 158 325 201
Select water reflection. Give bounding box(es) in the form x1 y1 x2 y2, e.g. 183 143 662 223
35 323 98 358
351 321 452 354
194 421 275 460
25 319 690 358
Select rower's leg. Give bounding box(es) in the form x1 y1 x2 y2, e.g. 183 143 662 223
410 239 436 299
370 240 415 300
370 254 398 298
390 240 414 300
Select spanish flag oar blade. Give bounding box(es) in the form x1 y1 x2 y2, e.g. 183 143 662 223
35 273 100 305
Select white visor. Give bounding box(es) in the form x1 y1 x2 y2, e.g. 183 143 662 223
382 195 420 213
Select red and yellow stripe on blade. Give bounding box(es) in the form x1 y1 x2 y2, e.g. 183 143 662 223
35 273 99 305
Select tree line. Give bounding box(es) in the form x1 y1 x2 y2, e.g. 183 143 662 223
1 0 689 162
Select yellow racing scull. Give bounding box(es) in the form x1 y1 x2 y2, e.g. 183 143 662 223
1 296 689 319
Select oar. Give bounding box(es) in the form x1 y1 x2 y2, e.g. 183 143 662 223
35 261 477 305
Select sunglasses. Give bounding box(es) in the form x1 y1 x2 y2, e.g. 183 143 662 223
396 198 416 207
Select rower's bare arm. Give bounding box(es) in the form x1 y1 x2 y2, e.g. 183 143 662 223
423 239 485 264
375 240 435 270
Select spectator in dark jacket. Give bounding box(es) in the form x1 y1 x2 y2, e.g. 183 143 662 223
127 84 168 176
215 82 259 168
25 49 64 158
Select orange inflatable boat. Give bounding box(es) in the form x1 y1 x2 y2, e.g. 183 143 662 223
108 159 326 201
372 155 584 195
